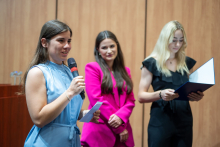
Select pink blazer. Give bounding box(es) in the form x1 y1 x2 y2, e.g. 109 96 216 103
81 62 135 147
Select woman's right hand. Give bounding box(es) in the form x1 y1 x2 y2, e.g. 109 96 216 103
108 114 123 128
160 89 179 101
119 129 128 143
90 110 101 123
66 76 85 99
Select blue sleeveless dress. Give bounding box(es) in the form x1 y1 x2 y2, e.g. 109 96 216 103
24 61 84 147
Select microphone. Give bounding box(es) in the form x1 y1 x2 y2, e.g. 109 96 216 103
67 58 85 100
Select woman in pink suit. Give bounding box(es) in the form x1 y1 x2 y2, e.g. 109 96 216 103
81 31 135 147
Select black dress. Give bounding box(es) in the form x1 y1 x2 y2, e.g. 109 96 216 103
142 56 196 147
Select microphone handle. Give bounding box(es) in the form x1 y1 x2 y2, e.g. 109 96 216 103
71 71 85 100
80 90 85 100
72 71 79 77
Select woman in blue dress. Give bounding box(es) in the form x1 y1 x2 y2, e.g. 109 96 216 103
138 20 204 147
22 20 100 147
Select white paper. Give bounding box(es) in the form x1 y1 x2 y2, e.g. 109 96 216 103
79 102 103 122
189 58 215 84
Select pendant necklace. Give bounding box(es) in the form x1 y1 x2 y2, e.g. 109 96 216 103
169 59 175 64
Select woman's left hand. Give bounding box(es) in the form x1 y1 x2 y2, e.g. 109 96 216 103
188 91 204 101
108 114 123 128
90 110 101 123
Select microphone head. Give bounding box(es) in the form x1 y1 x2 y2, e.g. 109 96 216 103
68 58 77 69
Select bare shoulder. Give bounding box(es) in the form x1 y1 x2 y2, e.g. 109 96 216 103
27 67 44 80
26 67 45 87
139 66 153 92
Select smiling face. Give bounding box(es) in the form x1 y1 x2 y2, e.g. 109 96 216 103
98 38 118 66
168 29 184 55
42 31 71 64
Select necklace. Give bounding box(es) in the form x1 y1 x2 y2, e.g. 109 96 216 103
168 58 175 64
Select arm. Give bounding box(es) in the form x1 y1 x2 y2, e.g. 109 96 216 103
138 67 161 103
108 91 135 129
78 109 85 120
114 92 135 124
138 67 179 103
109 67 134 143
85 63 126 134
26 67 85 128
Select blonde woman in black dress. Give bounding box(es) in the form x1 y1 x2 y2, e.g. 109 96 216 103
138 20 204 147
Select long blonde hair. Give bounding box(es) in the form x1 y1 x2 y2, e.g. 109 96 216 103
145 20 189 77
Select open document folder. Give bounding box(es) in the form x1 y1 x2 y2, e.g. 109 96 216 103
79 102 103 122
175 58 215 101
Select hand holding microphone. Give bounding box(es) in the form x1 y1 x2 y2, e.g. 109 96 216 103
67 58 85 100
66 76 85 100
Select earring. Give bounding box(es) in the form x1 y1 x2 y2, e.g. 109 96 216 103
99 52 101 55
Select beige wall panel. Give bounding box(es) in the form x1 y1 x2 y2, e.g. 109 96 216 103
145 0 220 147
58 0 146 146
0 0 56 84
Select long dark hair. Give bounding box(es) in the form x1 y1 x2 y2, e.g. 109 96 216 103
94 30 133 95
21 20 72 94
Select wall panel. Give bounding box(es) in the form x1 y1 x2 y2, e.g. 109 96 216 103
0 0 56 84
58 0 146 146
145 0 220 147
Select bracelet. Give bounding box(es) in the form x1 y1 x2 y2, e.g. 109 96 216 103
65 91 71 101
159 91 162 99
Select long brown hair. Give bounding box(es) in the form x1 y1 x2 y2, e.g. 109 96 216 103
94 31 133 95
21 20 72 94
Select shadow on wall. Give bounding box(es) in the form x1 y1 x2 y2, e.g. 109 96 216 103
213 142 220 147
